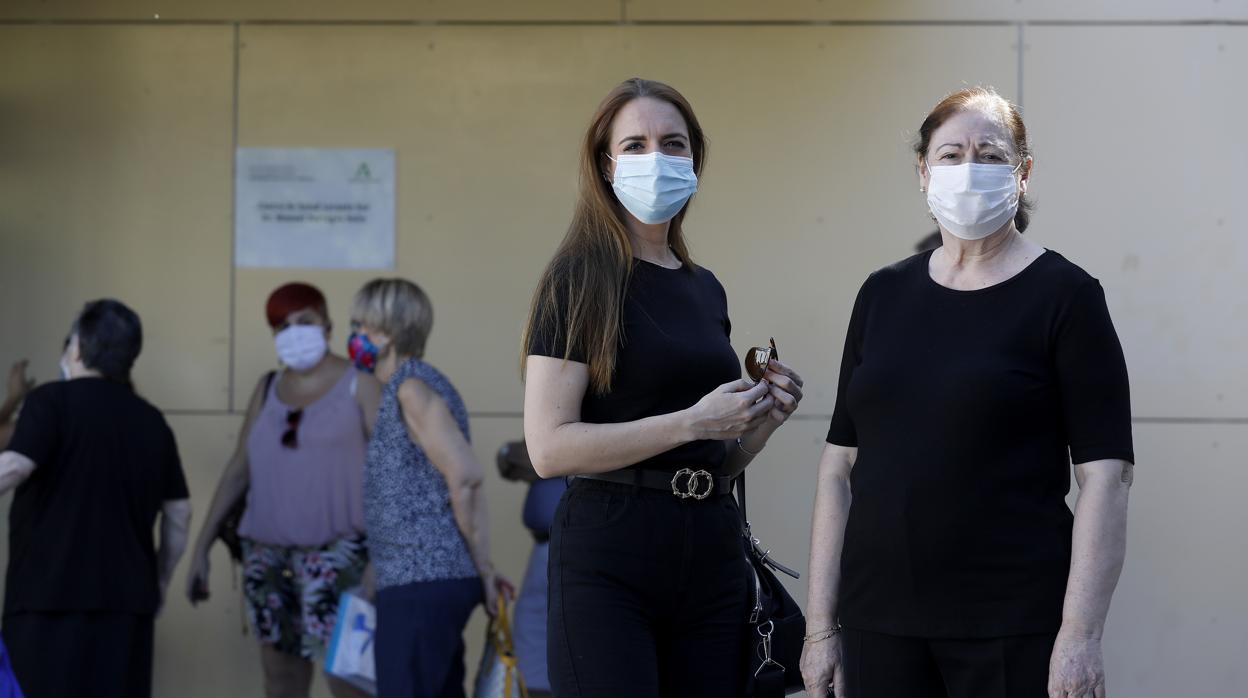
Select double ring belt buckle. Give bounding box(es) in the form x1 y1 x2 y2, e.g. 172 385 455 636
670 468 714 500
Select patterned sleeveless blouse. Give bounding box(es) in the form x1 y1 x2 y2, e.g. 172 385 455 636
363 358 478 589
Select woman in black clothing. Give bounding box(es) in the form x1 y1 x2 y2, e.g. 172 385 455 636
801 87 1135 698
522 78 805 697
0 299 191 698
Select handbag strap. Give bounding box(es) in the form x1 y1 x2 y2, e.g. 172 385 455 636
735 474 802 580
734 474 749 527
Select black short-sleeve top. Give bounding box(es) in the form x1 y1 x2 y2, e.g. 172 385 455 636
527 260 742 473
826 249 1134 638
5 378 189 616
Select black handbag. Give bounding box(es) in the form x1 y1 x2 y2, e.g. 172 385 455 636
736 475 806 697
214 371 276 563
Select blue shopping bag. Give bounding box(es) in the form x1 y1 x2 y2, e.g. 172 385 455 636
325 590 376 695
0 635 24 698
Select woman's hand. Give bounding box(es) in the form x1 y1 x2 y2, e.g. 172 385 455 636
762 359 804 425
685 378 774 441
185 549 211 605
481 568 516 618
1048 632 1107 697
801 633 845 697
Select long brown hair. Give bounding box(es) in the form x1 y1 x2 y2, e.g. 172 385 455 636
915 86 1034 232
521 78 707 394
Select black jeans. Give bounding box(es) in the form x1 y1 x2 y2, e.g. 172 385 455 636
3 610 154 698
842 627 1057 698
547 478 751 698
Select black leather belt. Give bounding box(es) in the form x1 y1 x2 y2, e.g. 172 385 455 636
577 468 734 499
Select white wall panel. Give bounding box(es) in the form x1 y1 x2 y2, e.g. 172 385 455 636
1025 26 1248 419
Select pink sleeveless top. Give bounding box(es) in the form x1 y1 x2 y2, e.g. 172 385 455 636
238 367 368 546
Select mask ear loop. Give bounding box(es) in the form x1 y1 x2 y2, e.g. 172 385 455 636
602 152 617 183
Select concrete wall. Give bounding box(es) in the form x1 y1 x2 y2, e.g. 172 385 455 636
1 2 1244 696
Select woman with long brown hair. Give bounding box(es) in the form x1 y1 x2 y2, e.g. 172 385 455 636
521 78 805 697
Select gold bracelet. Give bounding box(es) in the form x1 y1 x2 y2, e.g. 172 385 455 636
803 625 843 643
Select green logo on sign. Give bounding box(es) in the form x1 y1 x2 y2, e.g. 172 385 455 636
352 162 373 181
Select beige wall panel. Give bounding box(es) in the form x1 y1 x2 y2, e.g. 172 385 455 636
620 25 1016 414
0 0 619 22
1024 27 1248 418
0 26 234 411
234 25 636 413
1095 423 1248 696
624 0 1248 22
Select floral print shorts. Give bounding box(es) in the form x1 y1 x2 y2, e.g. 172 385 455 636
241 534 368 659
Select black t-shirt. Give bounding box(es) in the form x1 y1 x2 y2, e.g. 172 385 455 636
826 249 1134 638
528 260 741 472
5 378 189 616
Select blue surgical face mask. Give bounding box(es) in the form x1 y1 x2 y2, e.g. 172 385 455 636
609 152 698 225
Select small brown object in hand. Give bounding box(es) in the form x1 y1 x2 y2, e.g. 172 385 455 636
744 337 779 383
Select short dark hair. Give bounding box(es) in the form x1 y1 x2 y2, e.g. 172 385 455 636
72 299 143 382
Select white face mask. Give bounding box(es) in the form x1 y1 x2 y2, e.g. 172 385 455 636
925 161 1022 240
610 152 698 225
274 325 328 371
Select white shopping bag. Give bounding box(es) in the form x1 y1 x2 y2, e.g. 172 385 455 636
473 596 528 698
325 590 377 695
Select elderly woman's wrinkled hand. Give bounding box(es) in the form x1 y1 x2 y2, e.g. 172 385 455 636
800 632 845 697
1048 633 1107 698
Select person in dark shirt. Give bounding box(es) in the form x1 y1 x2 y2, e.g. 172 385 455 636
0 299 191 698
522 78 806 697
801 87 1134 698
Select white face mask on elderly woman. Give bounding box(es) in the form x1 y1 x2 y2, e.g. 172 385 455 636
274 324 328 371
925 161 1022 240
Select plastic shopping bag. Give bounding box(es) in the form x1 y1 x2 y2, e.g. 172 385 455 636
473 595 528 698
325 590 377 695
0 635 23 698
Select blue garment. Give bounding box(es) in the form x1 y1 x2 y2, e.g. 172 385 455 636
522 477 568 534
0 635 23 698
374 578 481 698
514 477 567 691
364 358 478 590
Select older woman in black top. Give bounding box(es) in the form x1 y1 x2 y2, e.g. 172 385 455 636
523 78 805 697
801 87 1134 698
0 300 191 698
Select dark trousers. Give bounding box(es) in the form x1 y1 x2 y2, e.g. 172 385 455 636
374 577 482 698
547 478 751 698
843 628 1057 698
2 610 154 698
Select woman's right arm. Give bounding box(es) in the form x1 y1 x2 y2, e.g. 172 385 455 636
801 443 856 698
185 375 268 603
523 355 774 478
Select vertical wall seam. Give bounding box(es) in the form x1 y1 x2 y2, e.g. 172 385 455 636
1016 22 1025 109
228 22 240 411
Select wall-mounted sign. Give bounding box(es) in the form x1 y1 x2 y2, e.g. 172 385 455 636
235 148 395 268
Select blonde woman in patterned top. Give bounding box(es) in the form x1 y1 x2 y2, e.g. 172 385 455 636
351 278 510 698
